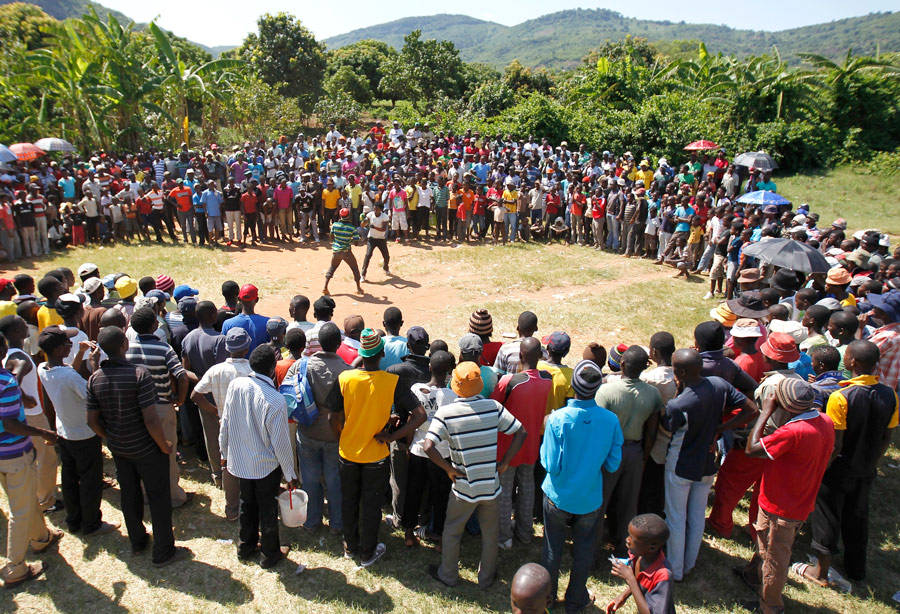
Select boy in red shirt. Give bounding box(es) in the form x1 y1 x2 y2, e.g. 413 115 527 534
731 318 766 383
738 378 834 614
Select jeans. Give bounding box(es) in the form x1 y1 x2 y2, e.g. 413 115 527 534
177 210 195 243
505 212 517 242
435 207 448 238
193 211 208 245
665 470 714 580
658 231 672 259
58 436 104 533
541 496 599 612
298 210 319 242
697 242 715 272
114 451 175 564
361 238 389 276
339 456 389 560
810 469 873 581
238 467 282 560
606 214 619 250
298 432 342 530
498 463 534 544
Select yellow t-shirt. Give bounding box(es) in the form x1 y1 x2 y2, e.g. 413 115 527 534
338 369 397 463
538 361 574 415
347 184 362 209
322 188 341 210
405 186 419 211
502 189 518 213
37 305 63 331
688 225 704 244
0 301 16 318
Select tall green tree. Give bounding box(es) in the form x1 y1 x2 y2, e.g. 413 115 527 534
326 39 396 99
236 13 326 111
394 30 465 111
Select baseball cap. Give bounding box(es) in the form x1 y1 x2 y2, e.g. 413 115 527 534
339 207 350 218
172 284 199 302
115 276 138 298
542 331 571 355
730 318 763 338
77 262 98 277
146 289 169 303
867 290 900 323
407 326 429 345
82 277 103 294
458 333 484 354
238 284 258 301
0 278 12 292
37 325 78 353
224 327 251 353
266 317 288 336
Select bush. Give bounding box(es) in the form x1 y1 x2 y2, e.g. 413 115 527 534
324 66 373 104
313 93 361 132
467 82 515 116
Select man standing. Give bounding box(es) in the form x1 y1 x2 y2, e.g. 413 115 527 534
87 326 188 567
494 311 541 375
219 345 298 568
739 378 834 614
0 332 62 588
424 362 527 587
125 307 190 508
541 360 623 611
220 284 269 352
662 349 756 581
322 208 363 297
331 329 425 567
595 346 662 556
491 337 552 549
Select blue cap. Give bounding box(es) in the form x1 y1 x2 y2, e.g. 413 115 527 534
225 327 251 352
146 289 169 302
172 284 199 301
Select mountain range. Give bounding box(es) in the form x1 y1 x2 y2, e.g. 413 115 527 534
324 9 900 68
5 1 899 68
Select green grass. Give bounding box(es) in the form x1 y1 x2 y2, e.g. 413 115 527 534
778 166 900 236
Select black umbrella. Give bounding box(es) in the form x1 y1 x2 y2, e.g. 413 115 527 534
742 238 830 273
734 151 778 171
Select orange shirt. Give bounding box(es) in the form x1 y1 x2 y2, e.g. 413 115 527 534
169 187 193 212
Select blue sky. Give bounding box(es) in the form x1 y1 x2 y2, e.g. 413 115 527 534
98 0 897 48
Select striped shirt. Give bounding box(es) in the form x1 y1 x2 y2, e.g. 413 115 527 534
125 334 184 404
426 396 522 502
86 358 159 459
331 220 358 252
219 373 297 481
0 368 33 459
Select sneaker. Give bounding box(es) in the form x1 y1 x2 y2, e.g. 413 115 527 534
498 538 513 550
703 292 714 300
360 543 386 568
359 275 366 283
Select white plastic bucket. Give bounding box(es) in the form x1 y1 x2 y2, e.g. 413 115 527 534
278 489 308 528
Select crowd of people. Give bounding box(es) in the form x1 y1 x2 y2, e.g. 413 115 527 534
0 124 898 614
4 121 887 298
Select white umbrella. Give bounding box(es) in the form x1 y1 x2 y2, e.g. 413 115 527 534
34 137 76 153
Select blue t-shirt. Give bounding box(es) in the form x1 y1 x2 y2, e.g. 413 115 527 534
200 189 223 217
727 236 743 263
674 206 694 233
58 177 76 199
663 376 746 480
379 335 409 370
472 163 490 184
192 192 204 213
220 313 270 352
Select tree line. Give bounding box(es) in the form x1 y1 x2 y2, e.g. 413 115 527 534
1 4 897 171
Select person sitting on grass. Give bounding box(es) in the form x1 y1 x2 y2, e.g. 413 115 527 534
607 513 676 614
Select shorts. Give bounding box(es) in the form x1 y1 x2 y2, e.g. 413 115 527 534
711 254 726 280
726 260 739 281
492 206 505 223
206 215 223 232
391 210 408 231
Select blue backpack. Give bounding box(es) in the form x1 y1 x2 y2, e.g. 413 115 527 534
279 357 319 427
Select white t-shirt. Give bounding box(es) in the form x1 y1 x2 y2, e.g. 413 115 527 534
417 186 433 210
366 211 390 239
37 363 93 440
4 348 41 416
409 383 456 458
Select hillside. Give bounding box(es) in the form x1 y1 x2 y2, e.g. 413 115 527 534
325 9 900 68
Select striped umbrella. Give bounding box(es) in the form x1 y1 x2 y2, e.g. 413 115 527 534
9 143 45 161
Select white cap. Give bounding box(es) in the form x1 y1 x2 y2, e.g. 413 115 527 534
77 262 98 277
769 319 808 344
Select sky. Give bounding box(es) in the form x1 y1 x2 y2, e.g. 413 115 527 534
97 0 897 48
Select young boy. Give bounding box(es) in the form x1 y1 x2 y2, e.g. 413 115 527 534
37 327 115 535
808 344 843 409
286 295 313 333
510 562 552 614
826 310 859 377
725 222 746 300
800 305 830 352
686 215 705 270
730 318 766 383
608 513 676 614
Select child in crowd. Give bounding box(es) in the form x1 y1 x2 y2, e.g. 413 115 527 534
608 514 676 614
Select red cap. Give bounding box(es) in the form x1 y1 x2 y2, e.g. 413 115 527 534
0 278 12 291
238 283 258 301
339 207 350 218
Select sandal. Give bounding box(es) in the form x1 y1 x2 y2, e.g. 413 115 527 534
791 562 830 588
3 562 45 589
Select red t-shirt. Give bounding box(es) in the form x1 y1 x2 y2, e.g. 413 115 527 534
336 341 358 365
136 197 152 216
473 191 487 216
480 341 503 366
734 350 766 384
571 192 586 217
169 187 193 213
240 191 258 214
759 412 835 520
545 193 560 216
492 369 552 466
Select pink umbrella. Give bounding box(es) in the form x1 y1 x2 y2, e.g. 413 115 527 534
9 143 45 161
683 140 719 151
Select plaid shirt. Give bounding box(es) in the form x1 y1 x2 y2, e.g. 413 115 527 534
870 322 900 391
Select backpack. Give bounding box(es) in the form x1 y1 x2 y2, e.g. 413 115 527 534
279 356 319 427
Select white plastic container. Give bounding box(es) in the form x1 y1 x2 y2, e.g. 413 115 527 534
278 489 308 528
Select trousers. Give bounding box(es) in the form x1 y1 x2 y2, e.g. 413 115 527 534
401 453 451 535
438 492 499 586
0 450 52 583
57 436 103 533
225 210 242 242
810 469 873 581
753 508 802 614
297 432 342 530
114 451 174 564
339 456 389 560
25 413 58 509
156 403 187 506
238 468 282 560
541 496 599 612
361 238 390 275
665 470 713 580
707 447 763 539
324 251 360 282
498 463 534 544
599 441 643 554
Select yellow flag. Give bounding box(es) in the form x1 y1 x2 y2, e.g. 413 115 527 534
182 115 189 145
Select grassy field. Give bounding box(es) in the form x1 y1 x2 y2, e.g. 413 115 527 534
0 165 898 613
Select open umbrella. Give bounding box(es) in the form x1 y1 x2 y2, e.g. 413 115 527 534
734 151 777 171
736 190 791 206
684 140 719 151
0 145 16 164
742 238 830 273
35 137 76 153
9 143 45 161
